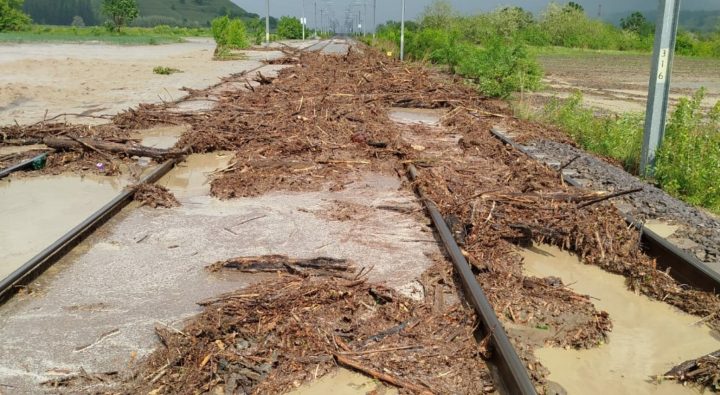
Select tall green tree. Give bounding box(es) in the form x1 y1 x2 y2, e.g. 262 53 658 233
277 16 302 39
0 0 31 31
420 0 455 29
102 0 138 31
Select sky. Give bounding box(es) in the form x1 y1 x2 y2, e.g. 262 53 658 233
231 0 720 32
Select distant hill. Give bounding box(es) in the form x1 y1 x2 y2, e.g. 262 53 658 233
607 9 720 33
23 0 259 27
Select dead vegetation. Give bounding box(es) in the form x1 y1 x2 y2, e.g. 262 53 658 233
114 263 496 395
132 183 180 208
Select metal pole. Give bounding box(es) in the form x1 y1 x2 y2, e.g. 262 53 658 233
400 0 405 61
314 1 317 37
640 0 681 175
302 0 306 40
373 0 376 38
265 0 270 44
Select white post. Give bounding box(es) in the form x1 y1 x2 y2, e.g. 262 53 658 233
302 0 306 40
640 0 682 175
400 0 405 61
265 0 270 45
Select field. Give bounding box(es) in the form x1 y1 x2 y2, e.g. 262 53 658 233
0 25 210 45
530 48 720 113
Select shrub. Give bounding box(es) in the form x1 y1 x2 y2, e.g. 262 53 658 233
457 38 542 98
655 90 720 212
71 15 85 27
0 0 31 32
211 15 249 50
277 16 302 39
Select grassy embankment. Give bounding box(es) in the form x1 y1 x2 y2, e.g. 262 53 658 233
0 25 210 45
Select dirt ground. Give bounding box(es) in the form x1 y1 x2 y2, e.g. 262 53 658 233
532 52 720 113
0 38 293 125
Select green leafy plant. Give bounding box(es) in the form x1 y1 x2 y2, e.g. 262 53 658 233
277 16 302 39
153 66 182 75
655 90 720 212
0 0 31 32
211 15 249 57
102 0 139 32
457 38 542 98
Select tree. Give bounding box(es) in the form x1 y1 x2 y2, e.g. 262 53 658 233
621 11 653 36
102 0 139 31
420 0 455 29
0 0 31 31
564 2 584 13
71 15 85 27
277 16 302 39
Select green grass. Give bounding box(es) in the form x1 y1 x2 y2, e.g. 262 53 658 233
541 90 720 214
0 25 210 45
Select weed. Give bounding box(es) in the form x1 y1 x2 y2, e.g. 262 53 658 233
543 90 720 214
655 90 720 212
153 66 181 75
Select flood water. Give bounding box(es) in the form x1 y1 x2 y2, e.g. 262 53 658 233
0 175 125 279
389 108 444 126
157 152 232 199
286 368 397 395
135 124 188 149
520 244 719 395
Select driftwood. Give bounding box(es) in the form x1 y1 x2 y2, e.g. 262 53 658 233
664 349 720 388
207 255 354 276
42 137 184 159
334 353 434 394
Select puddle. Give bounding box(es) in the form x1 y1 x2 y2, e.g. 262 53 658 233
644 220 679 239
389 108 444 126
133 124 188 150
157 152 232 198
520 244 719 395
0 175 126 279
285 368 397 395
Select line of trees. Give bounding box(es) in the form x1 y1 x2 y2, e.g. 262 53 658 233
22 0 98 26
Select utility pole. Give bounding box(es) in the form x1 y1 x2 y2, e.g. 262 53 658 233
400 0 405 61
373 0 376 38
302 0 306 40
265 0 270 45
314 1 317 37
640 0 682 175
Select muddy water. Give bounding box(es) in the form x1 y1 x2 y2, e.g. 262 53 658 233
520 244 719 395
286 368 397 395
134 124 188 149
157 152 232 199
0 175 125 279
389 108 444 125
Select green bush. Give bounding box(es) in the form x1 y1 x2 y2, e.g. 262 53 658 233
102 0 139 32
544 90 720 214
0 0 31 32
543 92 644 172
277 16 302 39
211 15 249 50
456 38 542 98
655 90 720 212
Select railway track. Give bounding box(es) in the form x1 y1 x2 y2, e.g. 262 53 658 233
0 40 335 304
490 127 720 293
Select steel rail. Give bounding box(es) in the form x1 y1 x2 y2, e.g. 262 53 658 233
0 153 48 180
407 164 538 395
0 159 176 303
490 127 720 293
